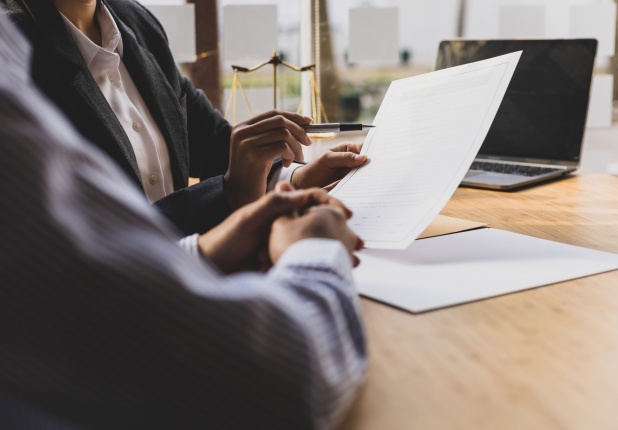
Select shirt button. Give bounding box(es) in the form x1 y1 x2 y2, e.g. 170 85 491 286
149 174 157 185
132 122 142 132
107 72 114 82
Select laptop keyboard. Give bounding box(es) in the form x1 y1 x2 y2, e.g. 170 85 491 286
470 161 563 177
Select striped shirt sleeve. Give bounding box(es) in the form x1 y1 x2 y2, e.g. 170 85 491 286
0 13 366 430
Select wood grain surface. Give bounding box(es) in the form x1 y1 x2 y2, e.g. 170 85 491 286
341 173 618 430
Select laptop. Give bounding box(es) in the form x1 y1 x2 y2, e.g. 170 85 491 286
435 39 597 190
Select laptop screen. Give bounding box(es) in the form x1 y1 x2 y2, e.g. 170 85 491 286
435 39 597 163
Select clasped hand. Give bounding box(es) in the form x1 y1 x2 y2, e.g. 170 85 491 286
198 182 364 274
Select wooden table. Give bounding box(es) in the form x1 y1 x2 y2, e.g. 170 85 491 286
341 173 618 430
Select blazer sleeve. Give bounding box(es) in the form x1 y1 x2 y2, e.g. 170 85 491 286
152 173 231 235
152 77 234 234
181 75 232 181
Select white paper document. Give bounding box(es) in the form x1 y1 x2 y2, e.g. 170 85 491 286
330 52 521 249
355 228 618 313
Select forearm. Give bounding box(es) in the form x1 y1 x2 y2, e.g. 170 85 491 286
267 239 367 429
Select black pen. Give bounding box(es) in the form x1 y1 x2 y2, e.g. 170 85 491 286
304 123 375 133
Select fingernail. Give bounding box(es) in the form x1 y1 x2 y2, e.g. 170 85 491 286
303 116 313 123
354 154 367 161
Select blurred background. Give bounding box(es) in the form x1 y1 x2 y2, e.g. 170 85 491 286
140 0 618 172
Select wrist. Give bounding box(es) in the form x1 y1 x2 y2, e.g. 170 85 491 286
223 172 242 210
224 168 270 209
290 165 304 189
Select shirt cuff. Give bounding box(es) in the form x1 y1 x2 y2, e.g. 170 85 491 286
272 238 355 291
178 234 199 257
267 162 304 191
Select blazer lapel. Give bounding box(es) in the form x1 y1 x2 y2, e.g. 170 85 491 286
109 9 189 190
21 0 142 186
70 68 143 185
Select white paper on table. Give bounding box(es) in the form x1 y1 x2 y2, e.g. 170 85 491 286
355 228 618 313
330 51 521 249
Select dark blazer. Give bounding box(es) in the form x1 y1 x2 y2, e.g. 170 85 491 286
2 0 234 234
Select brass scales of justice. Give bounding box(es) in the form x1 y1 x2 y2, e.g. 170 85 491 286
224 50 332 137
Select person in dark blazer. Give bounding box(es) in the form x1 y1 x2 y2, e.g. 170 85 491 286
1 0 367 235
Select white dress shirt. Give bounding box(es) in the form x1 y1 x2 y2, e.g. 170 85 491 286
61 5 304 202
61 5 173 203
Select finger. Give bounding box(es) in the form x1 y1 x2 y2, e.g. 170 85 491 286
285 188 332 211
275 181 295 192
329 142 363 154
243 192 301 227
242 128 306 164
354 235 364 251
265 187 350 219
343 232 362 266
318 150 367 169
247 187 335 227
305 205 349 223
321 180 340 192
240 134 297 166
240 112 312 147
256 247 272 270
324 194 353 218
265 186 354 220
296 189 353 218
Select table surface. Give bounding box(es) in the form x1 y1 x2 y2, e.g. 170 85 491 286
340 172 618 430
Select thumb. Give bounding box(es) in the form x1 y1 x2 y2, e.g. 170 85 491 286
275 181 296 192
248 187 314 226
321 180 340 192
322 151 367 168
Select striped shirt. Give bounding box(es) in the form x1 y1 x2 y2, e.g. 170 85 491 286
0 12 366 430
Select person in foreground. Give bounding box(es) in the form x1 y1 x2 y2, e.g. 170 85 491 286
0 13 366 430
1 0 367 235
